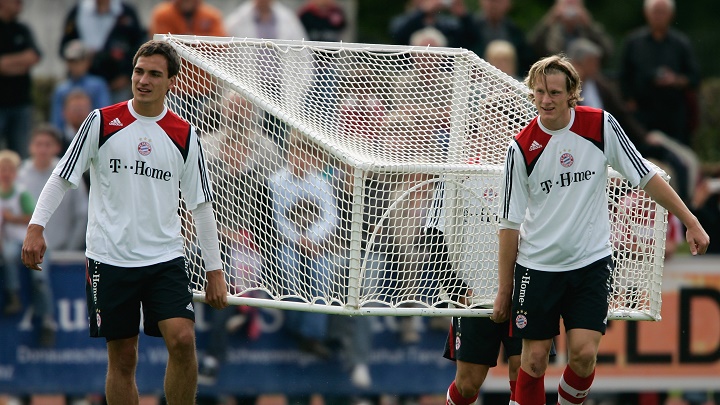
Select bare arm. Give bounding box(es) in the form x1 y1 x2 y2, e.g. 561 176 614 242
0 49 40 76
643 174 710 255
493 227 519 322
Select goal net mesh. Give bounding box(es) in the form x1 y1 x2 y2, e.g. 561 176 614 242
159 34 667 320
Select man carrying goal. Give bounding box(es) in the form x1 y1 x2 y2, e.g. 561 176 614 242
21 40 228 405
492 54 709 405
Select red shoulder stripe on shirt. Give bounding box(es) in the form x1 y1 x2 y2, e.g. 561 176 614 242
570 106 604 145
157 109 192 161
514 118 551 175
99 101 137 147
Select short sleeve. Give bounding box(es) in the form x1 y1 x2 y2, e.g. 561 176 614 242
179 128 213 210
53 110 100 188
498 141 530 224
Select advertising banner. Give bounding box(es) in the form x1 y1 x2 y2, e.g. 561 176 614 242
0 259 455 396
1 256 718 396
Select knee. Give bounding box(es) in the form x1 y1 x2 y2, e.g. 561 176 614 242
524 347 551 376
455 378 481 398
109 344 138 375
114 357 137 376
568 345 597 374
455 367 487 398
164 327 196 358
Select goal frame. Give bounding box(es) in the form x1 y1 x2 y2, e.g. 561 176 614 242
156 34 667 321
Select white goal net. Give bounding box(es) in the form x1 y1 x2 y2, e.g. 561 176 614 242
158 34 668 320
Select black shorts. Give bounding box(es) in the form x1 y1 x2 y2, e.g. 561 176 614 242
421 227 469 302
85 257 195 341
443 316 521 367
511 256 613 340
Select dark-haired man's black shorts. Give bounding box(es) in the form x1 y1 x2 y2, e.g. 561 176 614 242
443 316 521 366
511 256 613 340
85 256 195 341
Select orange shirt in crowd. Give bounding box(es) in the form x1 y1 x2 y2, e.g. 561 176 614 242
149 1 227 38
149 1 228 97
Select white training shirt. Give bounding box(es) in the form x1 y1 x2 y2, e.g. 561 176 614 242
425 165 502 297
52 100 213 267
499 106 656 272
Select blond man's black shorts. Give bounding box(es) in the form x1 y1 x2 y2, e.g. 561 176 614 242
511 256 613 340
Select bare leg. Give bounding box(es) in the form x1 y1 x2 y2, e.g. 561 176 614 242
454 360 490 397
159 317 197 405
558 329 602 404
106 336 140 405
520 338 553 377
566 328 602 377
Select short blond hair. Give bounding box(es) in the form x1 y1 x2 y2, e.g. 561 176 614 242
485 40 516 62
0 149 21 168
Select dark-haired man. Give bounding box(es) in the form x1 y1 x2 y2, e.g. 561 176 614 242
22 40 228 405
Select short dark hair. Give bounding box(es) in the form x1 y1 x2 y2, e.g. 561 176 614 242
31 124 63 145
63 87 92 108
132 40 181 78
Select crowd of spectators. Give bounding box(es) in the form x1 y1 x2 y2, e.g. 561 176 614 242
1 0 718 405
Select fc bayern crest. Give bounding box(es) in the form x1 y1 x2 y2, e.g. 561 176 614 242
138 140 152 156
515 314 527 329
560 152 574 167
482 188 497 201
96 312 102 328
455 336 461 350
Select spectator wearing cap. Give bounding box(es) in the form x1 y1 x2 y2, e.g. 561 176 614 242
59 0 146 104
50 39 111 135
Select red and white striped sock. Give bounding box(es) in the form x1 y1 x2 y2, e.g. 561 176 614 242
509 380 518 404
446 380 478 405
515 368 546 405
557 366 595 404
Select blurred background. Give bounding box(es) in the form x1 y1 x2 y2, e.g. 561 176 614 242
1 0 719 405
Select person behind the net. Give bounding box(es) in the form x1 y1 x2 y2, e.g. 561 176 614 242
492 54 709 405
427 196 522 405
444 309 528 405
21 39 228 405
422 96 522 404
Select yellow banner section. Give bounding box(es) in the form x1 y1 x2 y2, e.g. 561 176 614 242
485 256 720 391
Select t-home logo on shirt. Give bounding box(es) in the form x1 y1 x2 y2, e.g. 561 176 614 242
539 170 596 194
109 159 173 181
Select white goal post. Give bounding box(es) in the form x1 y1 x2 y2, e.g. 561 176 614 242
157 34 668 320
